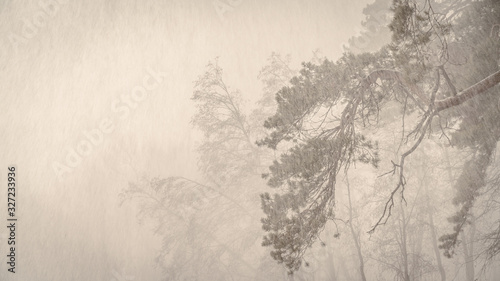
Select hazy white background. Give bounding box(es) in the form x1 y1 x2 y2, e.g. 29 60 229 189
0 0 374 280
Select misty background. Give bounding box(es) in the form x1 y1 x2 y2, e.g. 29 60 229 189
0 0 499 280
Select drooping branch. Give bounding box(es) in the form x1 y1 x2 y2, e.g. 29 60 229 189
261 53 500 272
366 68 500 234
369 111 435 234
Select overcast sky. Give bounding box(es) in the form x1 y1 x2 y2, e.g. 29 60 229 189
0 0 372 280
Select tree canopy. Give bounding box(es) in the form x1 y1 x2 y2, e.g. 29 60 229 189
122 0 500 279
258 0 500 273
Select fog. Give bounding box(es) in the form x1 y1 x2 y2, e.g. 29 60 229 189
0 0 499 280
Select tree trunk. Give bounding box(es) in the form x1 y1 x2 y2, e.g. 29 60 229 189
424 183 446 281
411 227 424 281
435 70 500 111
327 250 337 281
420 154 447 281
361 69 500 112
462 217 476 281
346 176 368 281
338 255 354 281
399 203 411 281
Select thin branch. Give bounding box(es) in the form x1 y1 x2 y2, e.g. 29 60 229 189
439 65 457 96
369 112 435 234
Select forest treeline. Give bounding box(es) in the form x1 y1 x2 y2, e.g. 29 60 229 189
121 0 500 280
